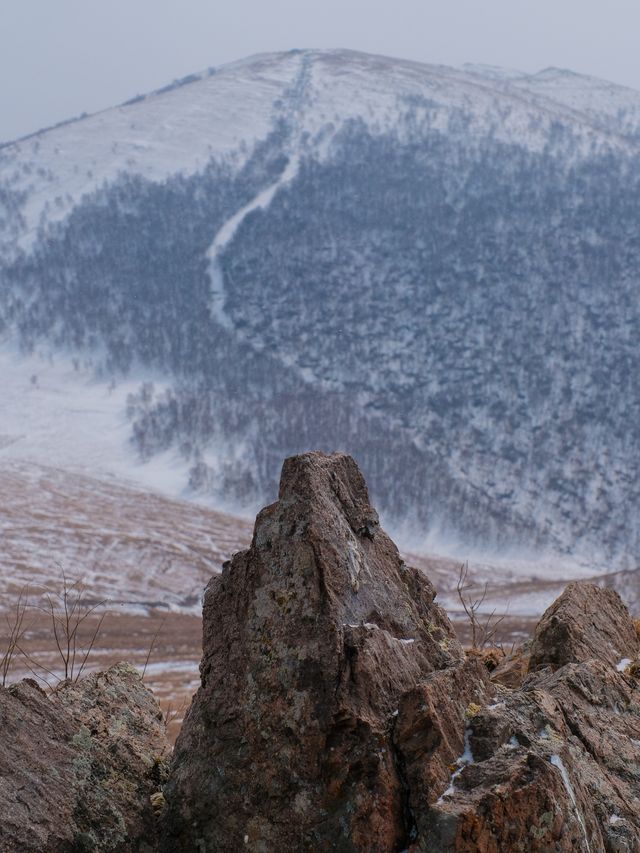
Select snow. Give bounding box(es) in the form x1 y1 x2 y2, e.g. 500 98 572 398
0 342 257 517
135 659 199 677
208 152 301 329
0 343 186 496
461 63 527 82
0 342 625 621
437 728 474 803
0 342 254 612
1 51 303 255
512 68 640 140
2 49 640 613
549 754 591 852
3 48 638 263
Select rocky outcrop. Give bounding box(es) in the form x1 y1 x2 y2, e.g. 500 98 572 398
528 581 640 672
13 454 640 851
0 662 169 853
162 452 464 851
163 452 640 852
421 583 640 852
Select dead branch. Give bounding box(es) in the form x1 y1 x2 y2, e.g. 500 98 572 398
456 562 508 650
0 586 31 687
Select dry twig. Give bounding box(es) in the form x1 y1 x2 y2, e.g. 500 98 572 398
142 615 166 681
456 562 507 650
0 586 30 687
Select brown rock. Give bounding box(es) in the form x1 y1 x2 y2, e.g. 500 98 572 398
0 663 169 852
393 657 493 843
420 655 640 851
161 453 640 852
490 644 530 688
162 452 462 852
529 582 640 671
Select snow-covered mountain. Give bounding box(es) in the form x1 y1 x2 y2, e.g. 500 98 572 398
2 48 640 567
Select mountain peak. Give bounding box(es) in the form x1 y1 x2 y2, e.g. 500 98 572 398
3 49 640 566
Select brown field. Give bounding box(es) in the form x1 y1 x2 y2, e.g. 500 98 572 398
1 609 202 742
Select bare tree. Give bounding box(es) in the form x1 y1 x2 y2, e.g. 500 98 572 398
456 562 506 650
141 615 166 681
0 586 30 687
35 571 108 683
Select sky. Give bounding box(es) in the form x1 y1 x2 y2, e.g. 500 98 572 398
2 0 639 143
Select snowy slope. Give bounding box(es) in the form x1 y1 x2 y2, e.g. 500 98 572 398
0 52 301 254
2 49 640 570
0 457 252 612
511 68 640 139
2 49 640 258
0 344 199 497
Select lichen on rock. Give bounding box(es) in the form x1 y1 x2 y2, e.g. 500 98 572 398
0 663 169 852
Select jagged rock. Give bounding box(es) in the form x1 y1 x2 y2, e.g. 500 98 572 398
393 658 493 843
0 662 169 852
420 655 640 851
162 453 640 852
417 585 640 851
529 581 640 671
162 452 462 851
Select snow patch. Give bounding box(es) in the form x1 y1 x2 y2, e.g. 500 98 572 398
437 728 474 803
549 754 591 852
208 153 300 330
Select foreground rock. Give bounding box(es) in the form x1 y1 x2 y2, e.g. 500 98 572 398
0 662 169 852
162 452 477 850
163 452 640 852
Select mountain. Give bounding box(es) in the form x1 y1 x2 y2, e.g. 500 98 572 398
2 48 640 567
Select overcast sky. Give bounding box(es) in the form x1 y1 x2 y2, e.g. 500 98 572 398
2 0 639 143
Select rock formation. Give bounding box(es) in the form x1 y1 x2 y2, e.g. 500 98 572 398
0 662 169 852
162 452 476 850
422 581 640 851
528 580 640 671
163 452 640 852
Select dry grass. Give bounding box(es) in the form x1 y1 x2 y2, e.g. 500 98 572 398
2 608 202 743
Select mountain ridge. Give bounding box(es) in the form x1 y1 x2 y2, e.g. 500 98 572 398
3 48 640 251
5 48 640 150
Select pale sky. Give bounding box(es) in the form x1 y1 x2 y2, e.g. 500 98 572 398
2 0 639 143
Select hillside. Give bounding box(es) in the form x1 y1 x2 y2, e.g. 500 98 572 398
2 49 640 565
